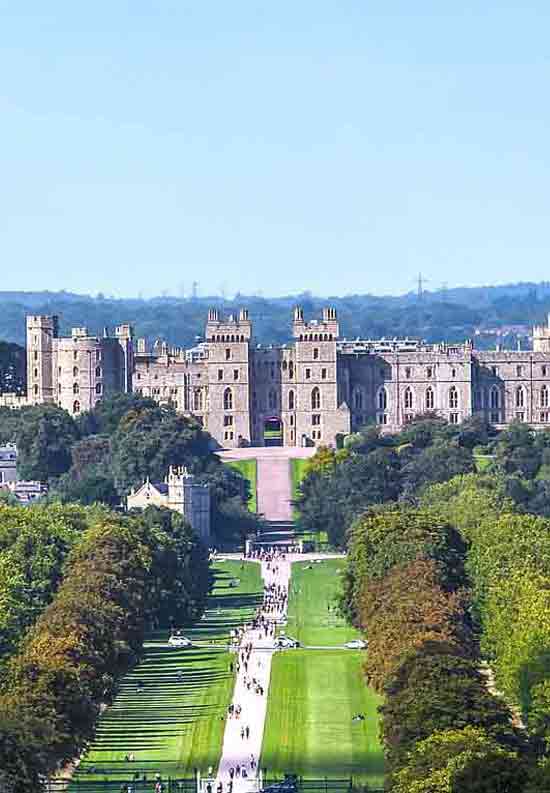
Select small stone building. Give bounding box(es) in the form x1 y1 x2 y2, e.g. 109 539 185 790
127 466 211 544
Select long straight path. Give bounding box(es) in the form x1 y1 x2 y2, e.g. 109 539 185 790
256 459 292 522
216 557 291 792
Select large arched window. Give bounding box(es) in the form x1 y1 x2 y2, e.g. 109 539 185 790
73 382 79 395
449 386 458 409
515 386 525 408
490 386 501 409
311 387 321 410
223 387 233 411
542 385 549 408
73 366 79 377
353 388 364 410
288 390 295 410
404 387 413 410
425 386 434 410
269 389 277 410
377 387 387 411
193 389 203 411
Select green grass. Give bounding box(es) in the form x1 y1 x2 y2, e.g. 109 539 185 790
261 651 384 785
285 559 359 646
474 454 493 472
225 459 258 512
73 561 262 784
261 560 384 785
291 458 309 503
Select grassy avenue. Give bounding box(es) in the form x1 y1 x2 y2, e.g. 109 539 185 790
73 558 383 787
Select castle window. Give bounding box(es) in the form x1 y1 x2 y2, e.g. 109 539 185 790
225 348 231 360
451 368 457 378
95 367 102 378
33 368 38 378
193 389 203 411
321 368 327 380
34 351 38 361
288 390 295 410
268 389 277 410
542 385 549 408
515 386 525 408
290 414 295 426
33 335 38 346
224 415 233 426
224 387 233 411
33 385 38 395
312 414 321 426
543 366 548 377
218 369 223 381
282 360 287 371
73 383 79 395
73 366 79 377
137 373 141 380
96 350 101 361
491 366 498 377
58 384 61 393
73 400 80 414
233 369 239 381
516 412 525 422
289 361 294 379
542 412 549 423
95 383 102 395
490 386 501 410
516 365 524 377
270 364 275 379
449 386 458 409
313 348 319 360
426 386 434 410
311 387 321 410
426 367 433 379
404 387 413 410
353 388 363 410
73 351 78 360
405 367 411 379
305 368 311 380
449 412 459 425
377 387 387 411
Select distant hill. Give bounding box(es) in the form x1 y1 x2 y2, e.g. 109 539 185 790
1 282 550 353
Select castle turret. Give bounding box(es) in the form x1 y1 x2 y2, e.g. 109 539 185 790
26 315 59 405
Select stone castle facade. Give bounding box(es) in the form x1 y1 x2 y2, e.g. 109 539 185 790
5 308 550 448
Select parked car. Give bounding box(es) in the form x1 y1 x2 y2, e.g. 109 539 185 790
275 636 300 649
168 635 192 648
345 639 368 650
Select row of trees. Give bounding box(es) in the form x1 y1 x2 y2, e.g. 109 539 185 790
342 506 547 791
0 504 210 791
0 394 259 542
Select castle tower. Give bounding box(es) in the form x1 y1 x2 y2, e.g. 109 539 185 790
533 315 550 353
203 308 253 447
26 315 59 405
115 324 135 393
167 465 211 544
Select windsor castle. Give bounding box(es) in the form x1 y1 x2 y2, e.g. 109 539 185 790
4 307 550 448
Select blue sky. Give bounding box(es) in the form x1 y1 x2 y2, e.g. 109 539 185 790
1 2 550 298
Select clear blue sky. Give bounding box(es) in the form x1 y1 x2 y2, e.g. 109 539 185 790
2 2 550 298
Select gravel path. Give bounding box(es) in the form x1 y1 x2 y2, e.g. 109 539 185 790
215 557 291 793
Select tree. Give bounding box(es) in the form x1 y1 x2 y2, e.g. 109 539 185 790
400 440 474 500
76 393 157 436
16 405 79 481
494 421 541 479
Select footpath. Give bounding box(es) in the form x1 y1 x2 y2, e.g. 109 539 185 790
215 556 291 793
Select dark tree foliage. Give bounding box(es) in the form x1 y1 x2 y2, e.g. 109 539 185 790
0 341 25 395
76 393 157 436
16 405 79 481
400 440 474 500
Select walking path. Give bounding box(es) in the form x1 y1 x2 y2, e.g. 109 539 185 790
215 555 292 793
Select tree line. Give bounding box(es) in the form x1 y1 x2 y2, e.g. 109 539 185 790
0 503 210 793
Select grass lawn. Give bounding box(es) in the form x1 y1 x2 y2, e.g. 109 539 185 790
285 559 359 646
290 458 309 504
261 652 384 785
226 459 258 512
261 560 384 785
73 561 262 784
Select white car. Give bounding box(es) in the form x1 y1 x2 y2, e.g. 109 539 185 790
275 636 300 649
168 635 192 648
345 639 368 650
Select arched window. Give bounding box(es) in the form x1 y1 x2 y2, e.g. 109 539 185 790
542 385 549 408
289 361 294 379
73 400 80 414
95 383 102 395
353 388 363 410
377 387 387 411
33 384 38 396
73 366 79 377
311 387 321 410
515 386 525 408
449 386 458 409
426 386 434 410
288 390 295 410
95 367 102 378
73 382 79 395
268 389 277 410
404 387 413 410
193 389 203 411
490 386 501 409
224 387 233 411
